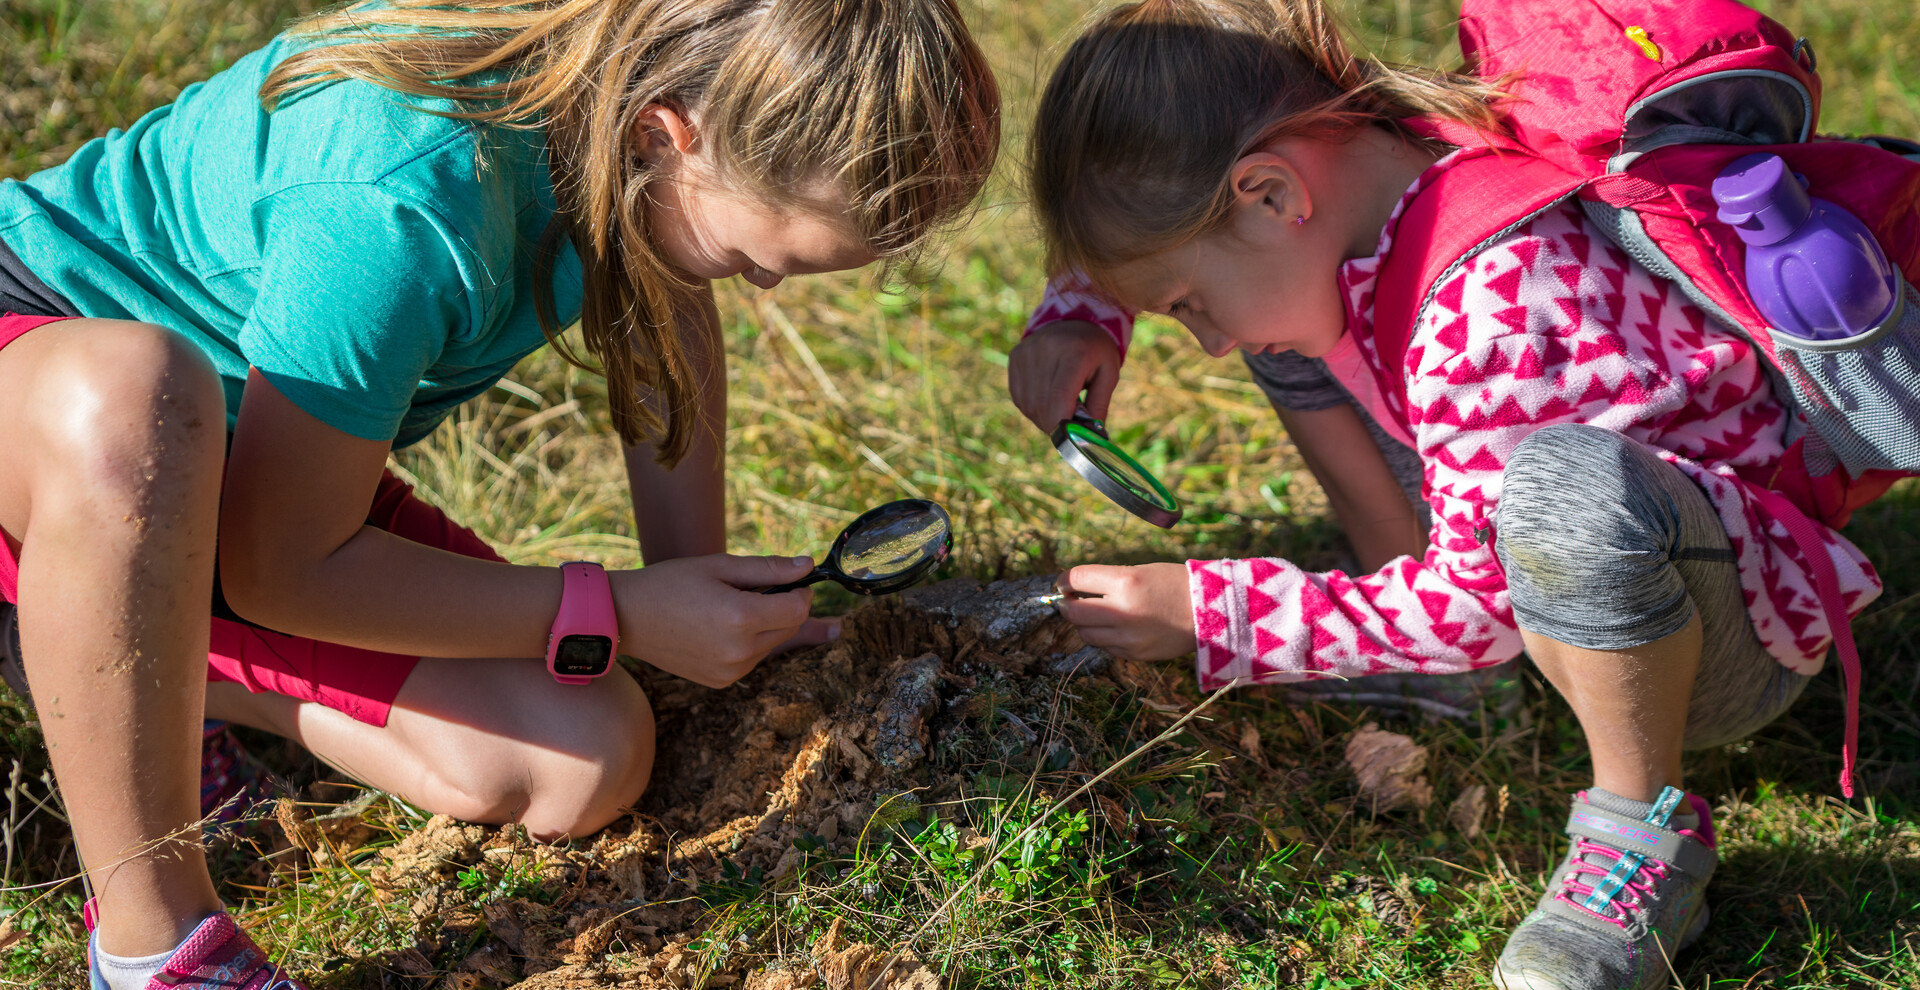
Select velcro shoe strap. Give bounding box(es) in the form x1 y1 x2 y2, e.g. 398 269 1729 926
161 912 248 979
1566 801 1714 876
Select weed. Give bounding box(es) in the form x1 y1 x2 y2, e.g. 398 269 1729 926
454 861 552 905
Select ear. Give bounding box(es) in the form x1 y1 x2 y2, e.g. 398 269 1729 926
1227 151 1311 226
632 104 698 166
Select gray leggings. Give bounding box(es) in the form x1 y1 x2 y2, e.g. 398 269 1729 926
1243 349 1431 531
1497 424 1809 749
1241 352 1805 748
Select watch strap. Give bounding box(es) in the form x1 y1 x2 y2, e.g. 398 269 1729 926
559 562 618 642
551 561 618 683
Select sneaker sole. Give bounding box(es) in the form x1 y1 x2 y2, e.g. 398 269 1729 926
1489 903 1714 990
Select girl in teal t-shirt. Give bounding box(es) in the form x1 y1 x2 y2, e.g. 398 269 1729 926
0 2 999 986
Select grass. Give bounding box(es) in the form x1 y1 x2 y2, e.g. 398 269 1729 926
1 0 1917 987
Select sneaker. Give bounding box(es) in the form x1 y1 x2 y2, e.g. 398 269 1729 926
85 900 306 990
1492 786 1716 990
0 601 24 700
200 721 272 831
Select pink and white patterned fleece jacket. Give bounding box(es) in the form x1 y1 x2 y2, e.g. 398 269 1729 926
1026 154 1881 691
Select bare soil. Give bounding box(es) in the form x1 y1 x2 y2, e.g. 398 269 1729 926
325 575 1141 988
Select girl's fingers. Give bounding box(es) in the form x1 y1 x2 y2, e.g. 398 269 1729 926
1071 624 1126 651
1070 623 1151 661
1083 357 1119 423
784 617 840 649
1007 362 1033 424
753 611 831 657
1059 594 1121 625
714 552 815 589
748 629 788 663
751 586 814 633
1060 563 1129 598
1049 353 1089 429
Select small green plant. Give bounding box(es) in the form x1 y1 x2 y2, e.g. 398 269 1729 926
698 858 767 910
455 860 551 903
1 893 85 981
985 807 1100 906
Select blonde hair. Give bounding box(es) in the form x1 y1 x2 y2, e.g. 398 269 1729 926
263 0 1000 463
1032 0 1502 280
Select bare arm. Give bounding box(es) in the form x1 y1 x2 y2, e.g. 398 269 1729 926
217 366 813 683
624 288 727 564
220 369 556 658
1273 401 1426 572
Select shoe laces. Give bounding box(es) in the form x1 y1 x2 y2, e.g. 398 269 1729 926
1553 786 1701 930
1553 837 1676 928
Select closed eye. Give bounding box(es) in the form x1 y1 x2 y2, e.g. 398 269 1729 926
1167 298 1191 316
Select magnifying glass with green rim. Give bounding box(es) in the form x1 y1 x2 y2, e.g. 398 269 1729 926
1050 411 1182 528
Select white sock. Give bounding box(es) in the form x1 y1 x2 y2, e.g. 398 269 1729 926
94 942 176 990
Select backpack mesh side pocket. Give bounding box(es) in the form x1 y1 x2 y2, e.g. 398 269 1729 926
1773 278 1920 474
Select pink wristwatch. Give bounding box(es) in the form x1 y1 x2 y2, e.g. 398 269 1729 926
546 561 618 685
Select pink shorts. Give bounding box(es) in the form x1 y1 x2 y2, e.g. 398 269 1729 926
0 312 505 727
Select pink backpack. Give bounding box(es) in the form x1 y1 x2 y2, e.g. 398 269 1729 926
1366 0 1920 796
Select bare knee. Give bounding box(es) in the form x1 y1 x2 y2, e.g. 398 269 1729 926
25 322 226 506
518 675 656 840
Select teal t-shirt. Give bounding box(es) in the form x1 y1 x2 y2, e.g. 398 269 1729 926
0 33 582 448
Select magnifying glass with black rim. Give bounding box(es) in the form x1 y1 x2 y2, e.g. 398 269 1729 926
1051 411 1183 528
759 498 954 596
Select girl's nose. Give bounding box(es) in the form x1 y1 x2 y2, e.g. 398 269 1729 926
1191 325 1237 359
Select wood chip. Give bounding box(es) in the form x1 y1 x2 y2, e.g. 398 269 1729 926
1450 784 1488 838
1343 723 1433 813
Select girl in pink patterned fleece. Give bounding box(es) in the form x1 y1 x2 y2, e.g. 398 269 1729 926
1011 2 1881 987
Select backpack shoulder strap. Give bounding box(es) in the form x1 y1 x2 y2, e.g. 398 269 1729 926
1365 147 1587 418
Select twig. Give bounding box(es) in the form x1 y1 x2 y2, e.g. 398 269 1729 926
3 759 21 884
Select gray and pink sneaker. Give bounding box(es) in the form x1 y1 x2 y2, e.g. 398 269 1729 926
1492 786 1717 990
86 900 306 990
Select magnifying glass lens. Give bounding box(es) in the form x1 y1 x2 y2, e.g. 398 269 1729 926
1063 422 1178 513
1079 438 1174 509
839 510 947 579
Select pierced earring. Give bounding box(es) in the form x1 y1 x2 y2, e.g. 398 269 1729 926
1293 215 1307 226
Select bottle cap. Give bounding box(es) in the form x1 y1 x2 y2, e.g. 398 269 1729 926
1712 152 1812 247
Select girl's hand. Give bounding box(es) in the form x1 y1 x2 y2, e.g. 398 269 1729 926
1055 562 1196 661
769 616 843 657
615 554 822 688
1008 320 1122 433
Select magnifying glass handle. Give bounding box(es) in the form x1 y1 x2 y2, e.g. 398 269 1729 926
759 566 832 595
1070 406 1108 437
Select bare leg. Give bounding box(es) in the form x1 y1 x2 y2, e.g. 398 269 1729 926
1520 614 1701 802
207 656 654 841
0 320 228 956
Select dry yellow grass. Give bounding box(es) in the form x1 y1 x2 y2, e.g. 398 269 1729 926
0 1 1916 987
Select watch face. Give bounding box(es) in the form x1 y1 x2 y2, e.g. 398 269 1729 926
553 635 614 677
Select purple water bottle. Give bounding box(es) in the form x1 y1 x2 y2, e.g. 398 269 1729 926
1711 152 1899 342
